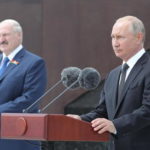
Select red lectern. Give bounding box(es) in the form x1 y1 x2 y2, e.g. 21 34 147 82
1 113 109 142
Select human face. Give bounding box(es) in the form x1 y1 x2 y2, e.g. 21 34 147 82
111 21 142 61
0 23 22 56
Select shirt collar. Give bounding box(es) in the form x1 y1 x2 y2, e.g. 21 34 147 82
2 45 23 61
123 48 145 69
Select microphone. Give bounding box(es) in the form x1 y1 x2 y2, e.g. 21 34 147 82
40 67 101 112
61 67 81 90
23 66 101 113
39 67 81 112
78 67 101 90
23 67 81 113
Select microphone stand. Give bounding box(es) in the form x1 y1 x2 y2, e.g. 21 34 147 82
39 80 79 113
23 80 62 113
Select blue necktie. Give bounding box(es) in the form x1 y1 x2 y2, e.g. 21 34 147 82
0 57 9 76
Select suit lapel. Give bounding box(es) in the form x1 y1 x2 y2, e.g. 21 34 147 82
111 66 121 118
0 49 25 81
114 53 149 117
112 67 121 111
107 66 121 119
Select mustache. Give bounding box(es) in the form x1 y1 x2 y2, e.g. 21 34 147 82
0 41 8 45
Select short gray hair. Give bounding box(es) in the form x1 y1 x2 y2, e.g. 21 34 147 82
116 16 145 43
0 19 23 44
0 19 23 34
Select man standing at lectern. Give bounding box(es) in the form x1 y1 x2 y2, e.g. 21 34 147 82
0 19 47 150
68 16 150 150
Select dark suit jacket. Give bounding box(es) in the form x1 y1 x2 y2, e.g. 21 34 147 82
81 52 150 150
0 48 47 150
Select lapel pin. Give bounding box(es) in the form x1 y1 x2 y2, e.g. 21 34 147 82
10 60 20 65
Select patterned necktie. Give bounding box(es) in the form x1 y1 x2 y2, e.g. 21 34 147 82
0 57 9 76
117 63 129 105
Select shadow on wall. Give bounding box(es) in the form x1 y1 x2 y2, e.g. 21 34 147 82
146 49 150 54
64 80 105 115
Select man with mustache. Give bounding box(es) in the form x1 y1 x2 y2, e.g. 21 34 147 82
0 19 47 150
68 16 150 150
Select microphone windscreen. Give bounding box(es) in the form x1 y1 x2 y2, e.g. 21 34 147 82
61 67 81 89
79 67 101 90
